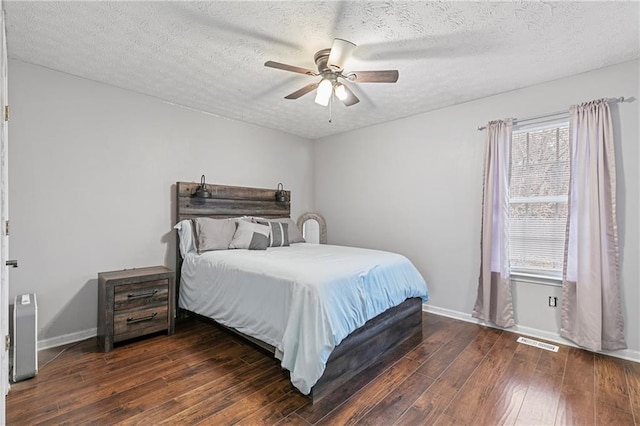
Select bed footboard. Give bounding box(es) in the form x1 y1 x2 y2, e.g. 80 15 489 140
310 297 423 403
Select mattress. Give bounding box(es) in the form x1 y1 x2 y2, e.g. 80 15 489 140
178 243 429 394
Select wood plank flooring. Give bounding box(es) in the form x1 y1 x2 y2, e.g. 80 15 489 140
7 313 640 425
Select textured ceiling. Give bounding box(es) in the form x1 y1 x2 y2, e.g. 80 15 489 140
4 1 639 140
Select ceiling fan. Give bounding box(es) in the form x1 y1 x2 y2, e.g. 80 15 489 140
264 38 399 107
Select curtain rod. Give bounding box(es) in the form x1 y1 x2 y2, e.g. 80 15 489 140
476 97 626 131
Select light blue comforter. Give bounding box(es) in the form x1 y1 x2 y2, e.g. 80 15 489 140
179 243 429 395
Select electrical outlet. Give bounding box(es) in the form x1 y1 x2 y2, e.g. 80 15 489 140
548 296 558 307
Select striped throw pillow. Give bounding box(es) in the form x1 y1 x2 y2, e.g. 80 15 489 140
256 220 290 247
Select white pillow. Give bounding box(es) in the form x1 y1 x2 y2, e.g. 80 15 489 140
174 220 195 257
235 216 254 223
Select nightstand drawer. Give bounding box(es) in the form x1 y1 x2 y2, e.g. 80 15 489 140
113 305 169 343
114 279 168 311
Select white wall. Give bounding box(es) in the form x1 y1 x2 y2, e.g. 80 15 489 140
8 58 639 360
8 60 314 346
314 60 640 360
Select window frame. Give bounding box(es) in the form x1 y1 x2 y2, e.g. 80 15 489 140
509 119 570 283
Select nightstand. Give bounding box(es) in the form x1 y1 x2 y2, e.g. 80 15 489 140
98 266 175 352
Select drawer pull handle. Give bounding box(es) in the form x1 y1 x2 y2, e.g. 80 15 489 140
126 312 157 324
127 290 158 300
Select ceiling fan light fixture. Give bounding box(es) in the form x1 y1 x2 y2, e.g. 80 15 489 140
265 38 398 108
327 38 357 70
334 83 348 101
315 78 332 106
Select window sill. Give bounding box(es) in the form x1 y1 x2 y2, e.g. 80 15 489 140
510 271 562 287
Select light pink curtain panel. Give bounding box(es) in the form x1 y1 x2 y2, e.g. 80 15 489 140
473 119 515 328
561 99 626 351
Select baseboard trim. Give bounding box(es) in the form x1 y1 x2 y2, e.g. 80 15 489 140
422 304 640 363
38 307 640 364
38 328 97 351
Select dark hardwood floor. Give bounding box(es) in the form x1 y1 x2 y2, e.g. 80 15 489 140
7 313 640 425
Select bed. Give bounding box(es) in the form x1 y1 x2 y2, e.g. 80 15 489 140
174 181 429 403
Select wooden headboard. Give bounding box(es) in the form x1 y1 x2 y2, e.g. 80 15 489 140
175 181 291 309
176 181 290 221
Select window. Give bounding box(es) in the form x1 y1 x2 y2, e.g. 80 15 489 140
509 122 570 279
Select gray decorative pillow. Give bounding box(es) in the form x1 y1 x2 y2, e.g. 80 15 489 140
192 217 236 253
256 220 289 247
229 221 270 250
254 217 304 244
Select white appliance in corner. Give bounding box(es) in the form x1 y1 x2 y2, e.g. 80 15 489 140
12 293 37 382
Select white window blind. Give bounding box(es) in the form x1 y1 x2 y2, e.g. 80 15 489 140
509 123 570 278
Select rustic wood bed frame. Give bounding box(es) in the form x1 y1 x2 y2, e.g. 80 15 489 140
175 181 423 403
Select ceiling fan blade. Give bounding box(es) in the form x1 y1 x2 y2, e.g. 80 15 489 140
327 38 356 70
284 82 320 99
339 84 360 107
264 61 317 76
349 70 399 83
